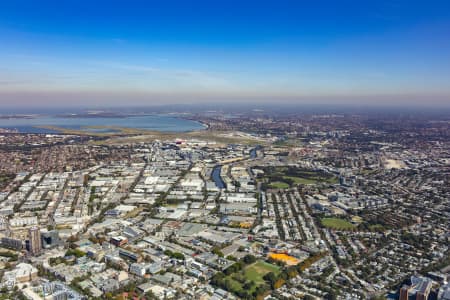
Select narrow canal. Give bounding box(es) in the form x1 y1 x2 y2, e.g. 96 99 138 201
211 165 226 189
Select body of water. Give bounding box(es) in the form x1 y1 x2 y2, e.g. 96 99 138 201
211 165 226 189
250 145 263 159
0 115 205 133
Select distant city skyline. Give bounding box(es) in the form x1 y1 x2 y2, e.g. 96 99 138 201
1 0 450 107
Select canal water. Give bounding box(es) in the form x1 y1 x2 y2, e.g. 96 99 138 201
211 165 226 189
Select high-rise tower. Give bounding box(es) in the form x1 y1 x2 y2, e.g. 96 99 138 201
28 226 42 255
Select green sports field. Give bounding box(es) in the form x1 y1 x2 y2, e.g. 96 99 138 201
244 261 281 284
321 217 355 230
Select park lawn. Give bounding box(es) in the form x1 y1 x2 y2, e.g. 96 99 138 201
264 166 338 190
244 261 280 284
269 181 290 189
225 277 243 292
0 176 11 183
284 176 317 185
360 168 378 176
324 176 339 184
284 175 338 185
123 207 143 218
222 260 280 295
368 224 385 232
321 217 356 230
273 138 303 147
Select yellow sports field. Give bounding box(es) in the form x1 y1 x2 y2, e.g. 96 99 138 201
268 253 300 266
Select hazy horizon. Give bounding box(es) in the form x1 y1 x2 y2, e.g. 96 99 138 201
1 103 450 117
1 1 450 108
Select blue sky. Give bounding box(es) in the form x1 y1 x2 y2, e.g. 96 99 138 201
0 0 450 107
